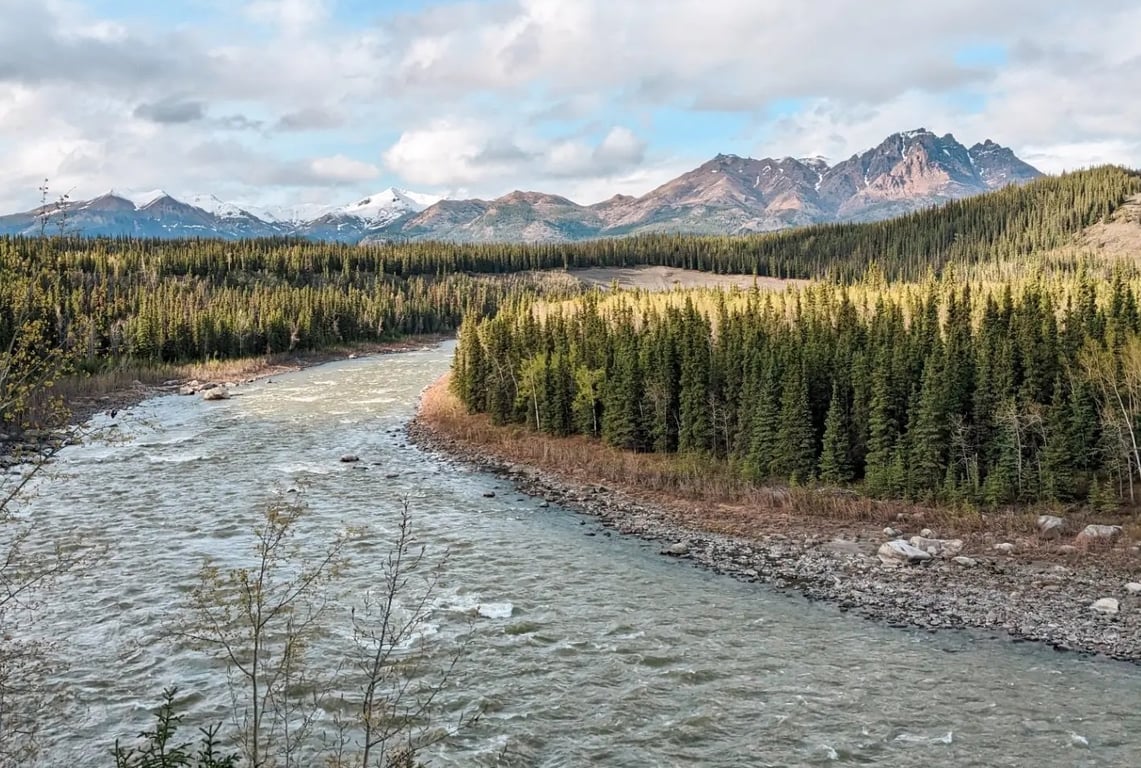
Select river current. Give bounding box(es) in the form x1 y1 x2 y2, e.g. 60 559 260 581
15 343 1141 766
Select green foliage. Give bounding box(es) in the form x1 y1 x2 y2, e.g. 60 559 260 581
452 270 1141 507
112 687 238 768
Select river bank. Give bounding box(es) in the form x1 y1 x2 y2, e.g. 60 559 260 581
410 375 1141 663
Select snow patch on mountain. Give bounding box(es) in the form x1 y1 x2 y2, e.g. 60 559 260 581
340 187 441 222
121 190 169 208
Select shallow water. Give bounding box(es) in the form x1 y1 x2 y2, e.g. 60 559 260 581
14 343 1141 766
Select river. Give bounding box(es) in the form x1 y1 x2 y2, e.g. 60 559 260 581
15 343 1141 766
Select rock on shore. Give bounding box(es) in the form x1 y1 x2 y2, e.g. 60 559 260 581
407 417 1141 663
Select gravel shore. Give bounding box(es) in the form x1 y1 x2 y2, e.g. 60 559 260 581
408 416 1141 664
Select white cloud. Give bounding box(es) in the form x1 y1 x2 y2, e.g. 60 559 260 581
309 154 380 183
0 0 1138 211
244 0 330 34
383 119 649 190
383 119 505 187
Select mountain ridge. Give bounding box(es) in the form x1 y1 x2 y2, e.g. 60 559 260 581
0 129 1043 243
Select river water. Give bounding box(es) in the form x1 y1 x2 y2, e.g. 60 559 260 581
14 344 1141 766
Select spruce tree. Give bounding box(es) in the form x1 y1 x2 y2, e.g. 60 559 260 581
819 380 854 485
772 361 817 484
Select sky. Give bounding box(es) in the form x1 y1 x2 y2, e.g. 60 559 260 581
1 0 1139 212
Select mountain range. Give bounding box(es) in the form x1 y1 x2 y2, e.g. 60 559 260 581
0 129 1042 243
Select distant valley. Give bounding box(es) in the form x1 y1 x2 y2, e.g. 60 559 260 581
0 129 1041 243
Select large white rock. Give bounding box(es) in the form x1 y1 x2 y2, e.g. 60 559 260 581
878 540 933 566
1075 524 1123 548
1091 597 1120 615
1037 515 1067 540
202 388 230 401
994 542 1016 554
909 536 964 558
1125 582 1141 595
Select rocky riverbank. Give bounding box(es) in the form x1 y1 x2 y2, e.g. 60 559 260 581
408 402 1141 664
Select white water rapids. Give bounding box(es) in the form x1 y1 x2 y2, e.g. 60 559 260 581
10 344 1141 766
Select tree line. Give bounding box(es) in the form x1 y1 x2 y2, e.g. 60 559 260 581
0 165 1135 374
452 272 1141 507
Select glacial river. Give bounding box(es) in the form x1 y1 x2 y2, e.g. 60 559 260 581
15 343 1141 766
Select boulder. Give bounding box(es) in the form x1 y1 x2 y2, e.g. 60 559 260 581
920 528 935 538
1126 582 1141 595
1075 524 1123 549
340 454 360 463
877 540 932 566
909 536 964 558
1057 545 1079 555
202 388 230 401
663 542 690 557
482 490 496 498
952 556 978 567
993 542 1016 554
883 527 902 538
1091 597 1120 615
1037 515 1067 540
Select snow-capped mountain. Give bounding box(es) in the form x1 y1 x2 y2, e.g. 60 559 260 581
292 187 445 241
0 187 445 243
0 130 1043 243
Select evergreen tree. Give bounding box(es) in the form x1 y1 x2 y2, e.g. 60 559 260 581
772 361 817 483
819 380 855 485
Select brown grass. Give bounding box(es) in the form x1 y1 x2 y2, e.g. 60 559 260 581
421 375 901 541
567 266 807 292
418 375 1140 560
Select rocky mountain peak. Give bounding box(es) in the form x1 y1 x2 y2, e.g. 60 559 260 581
0 129 1045 243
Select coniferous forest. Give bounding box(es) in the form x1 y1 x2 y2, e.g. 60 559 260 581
4 165 1141 507
450 274 1141 507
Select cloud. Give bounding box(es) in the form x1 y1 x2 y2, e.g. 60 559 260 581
0 0 1139 212
275 107 343 132
383 119 511 187
308 154 380 183
134 99 205 124
216 114 265 131
383 119 649 189
244 0 331 34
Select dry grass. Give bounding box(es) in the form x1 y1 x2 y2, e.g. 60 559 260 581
567 266 807 292
1079 193 1141 262
421 376 909 541
419 376 1140 559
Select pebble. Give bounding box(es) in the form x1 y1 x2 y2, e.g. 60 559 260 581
405 418 1141 664
1091 598 1120 616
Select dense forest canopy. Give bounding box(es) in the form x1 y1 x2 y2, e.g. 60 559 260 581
451 273 1141 508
